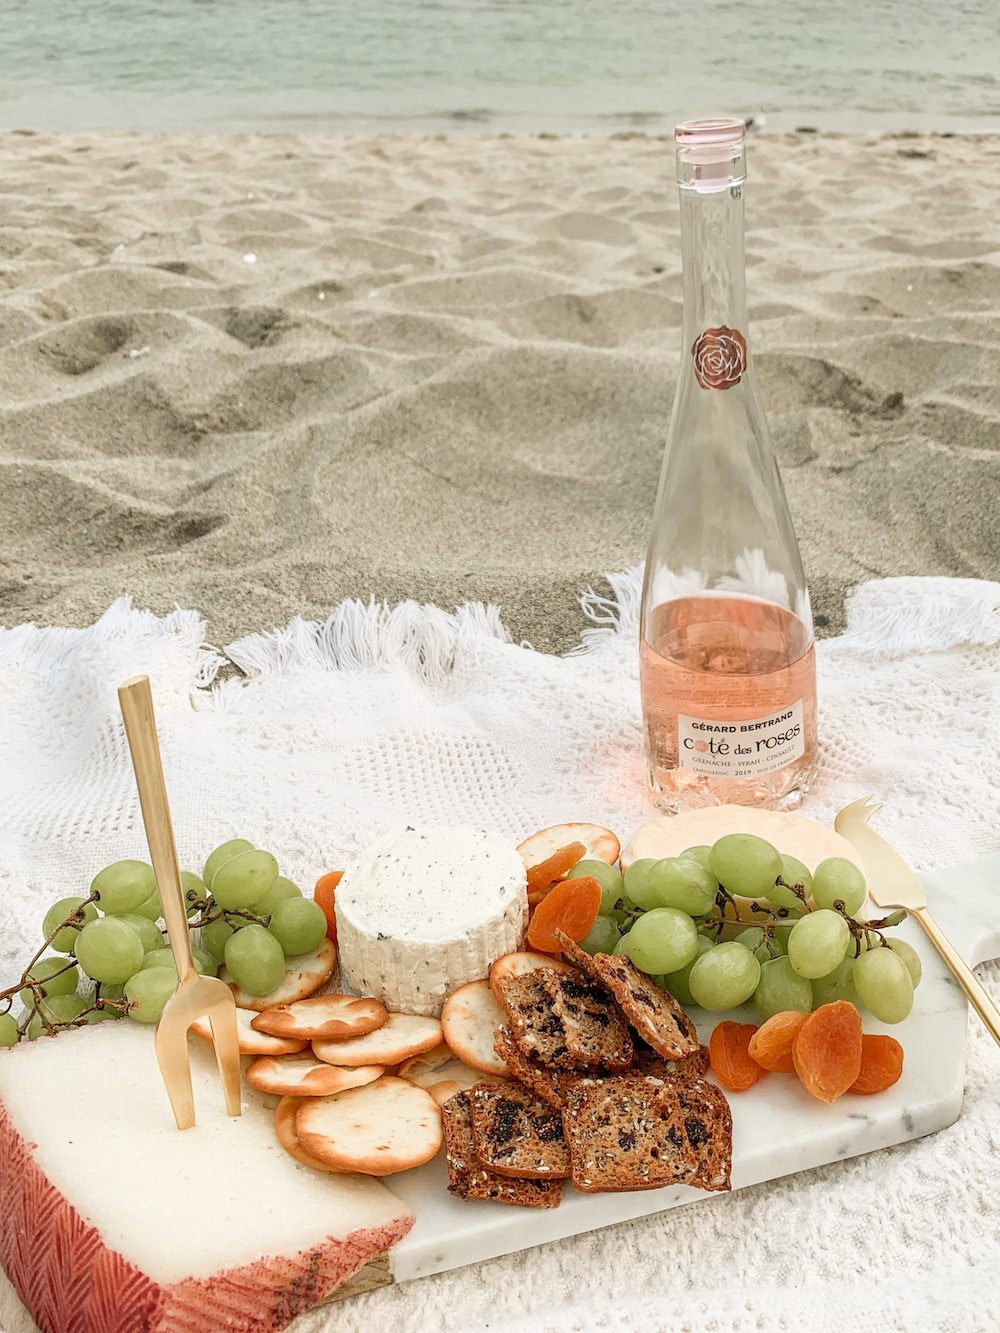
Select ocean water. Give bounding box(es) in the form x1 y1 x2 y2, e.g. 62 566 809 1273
1 0 999 134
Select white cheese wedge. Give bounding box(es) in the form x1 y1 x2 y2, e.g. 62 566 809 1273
0 1023 413 1333
335 827 528 1017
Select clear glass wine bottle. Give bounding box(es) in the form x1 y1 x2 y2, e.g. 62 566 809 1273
640 118 818 814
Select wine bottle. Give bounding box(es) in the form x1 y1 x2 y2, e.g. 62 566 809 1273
640 118 818 813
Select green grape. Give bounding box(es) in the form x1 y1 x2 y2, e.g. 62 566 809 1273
224 924 286 996
772 919 799 952
612 931 632 956
689 942 761 1011
567 860 624 914
811 955 859 1008
18 957 80 1009
623 859 657 907
204 839 255 887
255 875 303 917
787 909 851 980
43 896 99 953
709 835 782 899
141 947 176 969
577 914 621 956
733 926 773 964
192 944 217 976
642 858 717 916
210 850 279 911
755 956 813 1021
140 946 214 977
769 854 813 912
181 871 207 916
854 945 914 1023
812 858 867 916
0 1013 19 1046
887 937 922 987
657 935 713 1006
124 968 178 1024
114 913 165 955
267 898 327 956
91 861 157 915
133 891 162 922
680 846 715 875
27 994 87 1038
74 917 145 985
201 918 235 963
623 908 700 975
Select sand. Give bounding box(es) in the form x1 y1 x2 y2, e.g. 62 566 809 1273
0 128 997 653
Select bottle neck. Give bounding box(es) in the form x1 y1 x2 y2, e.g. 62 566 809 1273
677 143 748 348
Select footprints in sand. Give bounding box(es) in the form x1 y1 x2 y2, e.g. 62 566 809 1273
1 129 999 643
35 316 130 376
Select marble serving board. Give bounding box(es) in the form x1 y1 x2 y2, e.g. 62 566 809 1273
360 849 1000 1289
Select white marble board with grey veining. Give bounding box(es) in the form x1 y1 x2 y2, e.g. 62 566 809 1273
383 851 1000 1284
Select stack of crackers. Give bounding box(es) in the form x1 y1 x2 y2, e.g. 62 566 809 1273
443 934 732 1207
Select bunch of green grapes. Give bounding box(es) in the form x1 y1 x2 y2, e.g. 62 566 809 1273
1 840 327 1046
568 833 920 1027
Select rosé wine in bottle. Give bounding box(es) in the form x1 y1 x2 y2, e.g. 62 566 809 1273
640 118 818 813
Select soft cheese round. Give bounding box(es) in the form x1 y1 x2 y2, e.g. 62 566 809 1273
335 826 528 1017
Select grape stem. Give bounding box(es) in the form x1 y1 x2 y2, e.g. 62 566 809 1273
187 896 271 931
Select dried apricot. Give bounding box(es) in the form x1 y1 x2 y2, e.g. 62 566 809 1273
525 875 602 953
849 1034 904 1094
747 1010 809 1073
525 841 587 892
792 1000 863 1103
708 1021 767 1092
313 872 343 943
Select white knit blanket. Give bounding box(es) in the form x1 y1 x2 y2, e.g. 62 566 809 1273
2 572 1000 1333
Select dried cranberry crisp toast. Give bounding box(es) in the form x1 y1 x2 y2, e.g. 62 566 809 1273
555 931 700 1061
442 1091 562 1209
494 969 633 1071
468 1081 570 1179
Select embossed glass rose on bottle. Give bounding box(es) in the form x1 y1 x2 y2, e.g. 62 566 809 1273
640 118 818 813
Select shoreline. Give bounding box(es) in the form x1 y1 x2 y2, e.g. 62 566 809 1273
3 96 1000 140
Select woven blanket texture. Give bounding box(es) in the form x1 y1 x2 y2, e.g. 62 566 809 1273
1 570 999 1333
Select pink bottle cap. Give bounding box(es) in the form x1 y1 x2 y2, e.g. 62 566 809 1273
675 117 746 146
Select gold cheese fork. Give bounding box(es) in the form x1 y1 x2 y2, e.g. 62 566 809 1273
118 675 242 1129
835 795 1000 1048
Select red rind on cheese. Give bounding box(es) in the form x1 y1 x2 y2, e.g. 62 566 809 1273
0 1100 412 1333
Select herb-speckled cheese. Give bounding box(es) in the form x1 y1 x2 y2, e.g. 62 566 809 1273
335 827 528 1017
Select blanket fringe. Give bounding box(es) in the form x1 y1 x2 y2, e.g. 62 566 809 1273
840 577 1000 660
224 598 514 688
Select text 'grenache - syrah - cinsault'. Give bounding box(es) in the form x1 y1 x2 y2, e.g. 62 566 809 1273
640 118 818 813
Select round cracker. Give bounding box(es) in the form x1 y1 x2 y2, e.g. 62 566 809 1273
427 1080 463 1108
312 1012 442 1067
440 979 508 1077
190 1006 307 1056
222 938 338 1011
296 1076 442 1175
488 950 576 1004
251 993 387 1042
274 1096 344 1174
396 1043 453 1084
247 1054 386 1097
517 823 620 871
398 1045 502 1094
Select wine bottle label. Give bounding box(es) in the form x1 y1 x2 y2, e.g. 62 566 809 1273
691 326 747 391
677 700 805 778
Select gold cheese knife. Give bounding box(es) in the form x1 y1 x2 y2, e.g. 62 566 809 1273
118 674 242 1129
835 795 1000 1048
